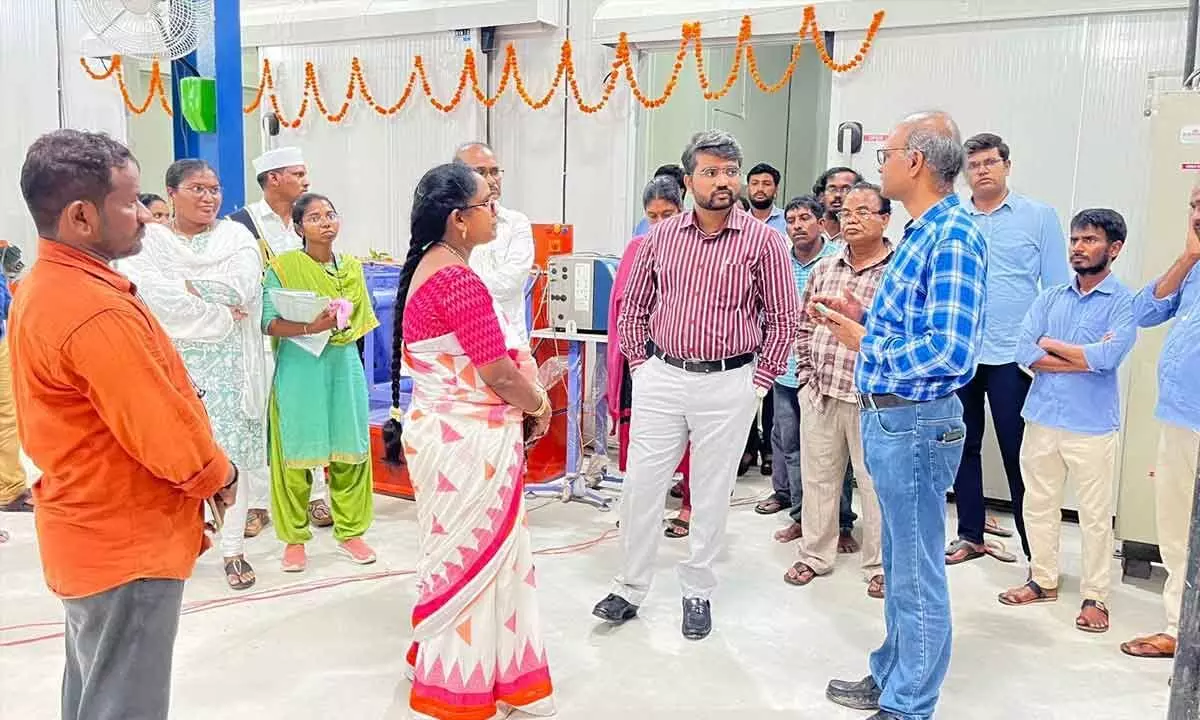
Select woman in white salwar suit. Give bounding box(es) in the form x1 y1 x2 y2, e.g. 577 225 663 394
119 159 270 591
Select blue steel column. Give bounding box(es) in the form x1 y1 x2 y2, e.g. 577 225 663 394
197 0 245 214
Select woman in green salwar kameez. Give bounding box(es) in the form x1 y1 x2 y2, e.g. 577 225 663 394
261 193 380 572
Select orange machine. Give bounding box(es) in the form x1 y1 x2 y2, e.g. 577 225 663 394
369 223 574 498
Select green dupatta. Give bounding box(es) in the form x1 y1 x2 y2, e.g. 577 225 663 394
268 250 379 345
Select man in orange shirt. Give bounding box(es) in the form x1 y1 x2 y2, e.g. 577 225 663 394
12 129 238 720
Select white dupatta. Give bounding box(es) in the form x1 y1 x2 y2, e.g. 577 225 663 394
119 221 269 420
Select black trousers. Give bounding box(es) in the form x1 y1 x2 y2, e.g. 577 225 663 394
745 387 774 460
952 363 1032 557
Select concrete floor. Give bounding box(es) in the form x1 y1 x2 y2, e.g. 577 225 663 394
0 473 1175 719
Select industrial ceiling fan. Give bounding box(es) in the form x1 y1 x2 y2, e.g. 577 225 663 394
76 0 214 60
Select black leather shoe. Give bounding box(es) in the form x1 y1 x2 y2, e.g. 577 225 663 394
760 459 773 477
826 675 881 710
592 594 638 625
866 712 901 720
681 597 712 640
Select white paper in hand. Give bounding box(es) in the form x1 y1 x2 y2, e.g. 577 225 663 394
269 289 332 357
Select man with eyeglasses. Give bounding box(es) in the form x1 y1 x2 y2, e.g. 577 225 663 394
454 142 534 343
816 111 986 720
593 130 798 641
813 166 864 241
786 183 893 600
228 147 333 537
945 133 1069 568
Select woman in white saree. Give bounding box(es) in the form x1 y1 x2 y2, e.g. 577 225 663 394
119 159 270 590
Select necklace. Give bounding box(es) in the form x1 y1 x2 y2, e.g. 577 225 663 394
438 242 469 264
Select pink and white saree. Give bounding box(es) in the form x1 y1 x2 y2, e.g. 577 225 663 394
402 331 555 720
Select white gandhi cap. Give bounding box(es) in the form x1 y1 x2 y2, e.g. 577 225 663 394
252 146 305 175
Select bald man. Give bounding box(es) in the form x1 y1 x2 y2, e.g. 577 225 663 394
814 111 986 720
454 142 534 341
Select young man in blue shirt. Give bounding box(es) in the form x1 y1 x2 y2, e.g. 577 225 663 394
997 209 1135 634
1121 184 1200 659
946 133 1070 565
814 111 986 720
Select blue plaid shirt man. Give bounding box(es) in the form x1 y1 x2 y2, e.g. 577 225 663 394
856 194 987 400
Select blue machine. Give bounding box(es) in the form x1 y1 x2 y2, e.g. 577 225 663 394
546 255 619 334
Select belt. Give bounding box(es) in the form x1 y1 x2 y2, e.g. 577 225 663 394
858 393 925 410
649 343 755 374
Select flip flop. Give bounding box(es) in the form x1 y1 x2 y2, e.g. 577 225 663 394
784 561 817 587
983 540 1018 563
1121 633 1176 658
755 497 786 515
998 580 1058 606
867 574 885 599
1076 599 1109 634
945 538 986 565
984 517 1014 538
664 517 690 538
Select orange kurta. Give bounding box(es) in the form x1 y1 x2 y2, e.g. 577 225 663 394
10 239 230 599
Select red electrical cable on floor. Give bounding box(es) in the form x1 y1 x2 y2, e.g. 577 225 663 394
0 526 619 648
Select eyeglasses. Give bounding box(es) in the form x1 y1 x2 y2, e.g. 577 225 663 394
180 185 222 198
966 157 1006 173
825 185 854 195
876 147 909 166
462 199 498 215
303 211 339 225
696 167 742 180
472 166 504 179
836 208 885 221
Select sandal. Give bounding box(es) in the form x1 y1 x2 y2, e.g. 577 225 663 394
982 540 1018 563
945 538 986 565
0 489 33 513
664 516 690 539
838 529 861 554
244 508 270 538
308 499 333 528
784 561 817 587
984 516 1014 538
755 497 786 515
1076 599 1109 634
223 556 256 591
1120 633 1176 658
774 522 803 543
867 574 885 599
998 580 1058 606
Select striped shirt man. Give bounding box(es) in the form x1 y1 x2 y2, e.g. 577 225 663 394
618 206 799 389
856 194 987 400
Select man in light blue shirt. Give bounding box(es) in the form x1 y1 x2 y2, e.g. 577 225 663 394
948 133 1071 566
997 209 1134 634
1121 185 1200 660
817 111 985 720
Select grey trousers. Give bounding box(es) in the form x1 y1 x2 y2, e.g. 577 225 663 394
62 578 185 720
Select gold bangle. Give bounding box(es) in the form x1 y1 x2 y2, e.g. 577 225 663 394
530 389 551 417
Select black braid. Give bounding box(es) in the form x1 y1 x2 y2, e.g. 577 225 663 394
382 162 479 463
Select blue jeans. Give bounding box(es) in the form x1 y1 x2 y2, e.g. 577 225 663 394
861 394 966 720
773 383 857 529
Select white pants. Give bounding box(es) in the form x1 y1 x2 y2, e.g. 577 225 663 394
1020 423 1118 603
1155 422 1200 636
216 467 268 557
613 356 758 604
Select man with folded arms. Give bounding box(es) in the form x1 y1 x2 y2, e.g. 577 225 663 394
13 130 237 720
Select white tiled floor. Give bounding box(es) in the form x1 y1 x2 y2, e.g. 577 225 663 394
0 473 1175 719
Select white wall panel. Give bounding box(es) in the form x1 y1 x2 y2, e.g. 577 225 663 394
264 32 486 258
57 1 127 138
0 1 59 254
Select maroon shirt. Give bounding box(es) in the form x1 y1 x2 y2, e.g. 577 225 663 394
617 207 799 389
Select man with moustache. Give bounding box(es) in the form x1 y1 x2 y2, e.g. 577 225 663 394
1122 183 1200 659
455 142 535 342
741 162 786 478
815 111 986 720
593 130 798 640
228 146 330 535
998 209 1134 635
814 166 864 241
946 133 1069 566
12 130 237 720
786 184 893 598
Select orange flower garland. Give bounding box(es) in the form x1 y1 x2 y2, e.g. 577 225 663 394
79 8 885 125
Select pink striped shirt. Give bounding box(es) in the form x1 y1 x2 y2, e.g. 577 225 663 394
617 207 799 389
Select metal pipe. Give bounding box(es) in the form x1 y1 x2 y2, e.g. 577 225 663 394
1186 0 1198 87
1168 445 1200 719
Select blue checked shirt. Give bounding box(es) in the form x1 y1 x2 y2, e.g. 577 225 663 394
777 238 842 388
856 194 988 401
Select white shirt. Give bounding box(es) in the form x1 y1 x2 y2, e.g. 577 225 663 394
249 199 302 259
469 204 535 342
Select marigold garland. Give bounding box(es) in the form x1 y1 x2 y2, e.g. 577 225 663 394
79 8 884 126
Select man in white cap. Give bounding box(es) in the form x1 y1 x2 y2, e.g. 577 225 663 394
228 147 333 534
454 142 535 340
